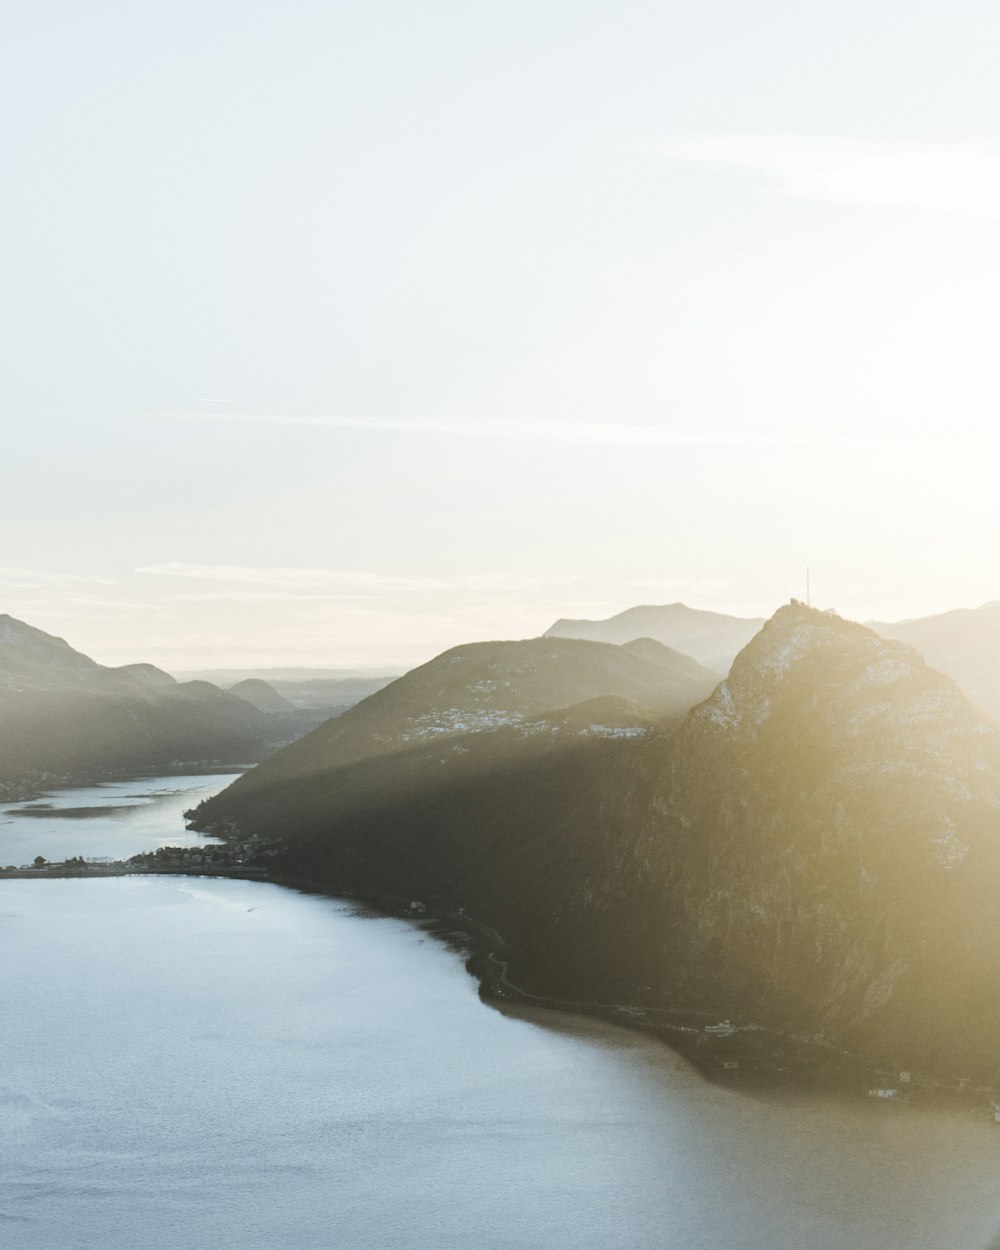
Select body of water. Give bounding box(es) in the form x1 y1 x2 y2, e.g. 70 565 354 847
0 773 236 864
3 776 1000 1249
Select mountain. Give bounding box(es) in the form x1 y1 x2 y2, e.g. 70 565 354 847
628 603 1000 1076
189 635 717 861
0 614 107 689
0 615 313 798
174 667 398 684
870 602 1000 720
545 604 765 673
193 605 1000 1081
175 669 401 713
621 636 710 674
113 662 178 689
193 636 717 802
190 635 711 982
266 675 399 712
227 678 296 713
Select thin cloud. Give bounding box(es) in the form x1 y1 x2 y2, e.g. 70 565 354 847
0 567 117 589
463 574 580 593
139 563 582 596
2 596 170 617
160 413 786 447
137 562 449 591
644 135 1000 217
164 591 377 605
622 577 734 596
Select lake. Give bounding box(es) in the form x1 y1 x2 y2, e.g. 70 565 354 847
0 773 235 864
3 776 1000 1249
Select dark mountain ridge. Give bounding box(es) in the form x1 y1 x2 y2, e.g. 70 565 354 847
0 614 108 689
629 605 1000 1074
0 615 316 797
191 636 703 993
194 605 1000 1081
199 635 718 802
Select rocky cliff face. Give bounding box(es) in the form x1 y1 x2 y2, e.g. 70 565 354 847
634 604 1000 1075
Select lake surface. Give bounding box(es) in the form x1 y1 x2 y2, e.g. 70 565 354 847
0 773 234 864
3 777 1000 1249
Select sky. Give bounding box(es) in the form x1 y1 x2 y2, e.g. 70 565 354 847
4 1 1000 670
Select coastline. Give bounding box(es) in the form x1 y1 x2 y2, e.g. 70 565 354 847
256 874 1000 1112
6 854 996 1114
0 762 253 807
207 868 1000 1104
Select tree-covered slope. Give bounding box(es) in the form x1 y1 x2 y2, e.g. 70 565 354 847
193 606 1000 1079
0 615 293 794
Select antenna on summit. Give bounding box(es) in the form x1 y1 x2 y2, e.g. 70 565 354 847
806 566 811 607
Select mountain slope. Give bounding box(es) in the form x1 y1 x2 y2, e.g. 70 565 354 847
174 669 401 712
195 636 718 805
545 604 765 673
195 604 1000 1079
0 615 279 796
870 602 1000 720
227 678 296 713
191 637 693 978
0 614 106 689
637 606 1000 1066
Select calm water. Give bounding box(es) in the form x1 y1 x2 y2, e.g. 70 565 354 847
0 773 235 864
3 779 1000 1249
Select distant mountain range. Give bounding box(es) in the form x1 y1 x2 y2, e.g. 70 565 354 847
254 675 399 712
227 679 297 714
198 635 716 799
174 668 400 711
547 599 1000 723
193 602 1000 1080
545 604 767 673
868 602 1000 721
0 616 325 798
174 666 399 684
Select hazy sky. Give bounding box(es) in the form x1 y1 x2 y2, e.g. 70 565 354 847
5 1 1000 669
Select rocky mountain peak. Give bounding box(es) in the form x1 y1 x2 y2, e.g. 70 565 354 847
651 599 1000 1072
686 602 944 743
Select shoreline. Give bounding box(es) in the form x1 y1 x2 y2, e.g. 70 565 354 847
5 858 997 1114
0 762 253 807
210 869 1000 1108
252 875 1000 1111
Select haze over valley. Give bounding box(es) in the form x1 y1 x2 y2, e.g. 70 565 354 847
10 585 1000 1087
